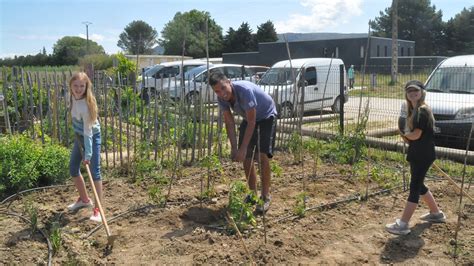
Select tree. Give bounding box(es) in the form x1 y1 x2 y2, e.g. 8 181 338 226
117 20 158 55
160 10 223 58
52 36 105 65
370 0 445 56
256 20 278 44
445 7 474 55
223 22 255 52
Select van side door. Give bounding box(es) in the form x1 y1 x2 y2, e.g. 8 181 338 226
301 66 321 111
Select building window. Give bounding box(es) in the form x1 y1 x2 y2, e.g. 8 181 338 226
384 46 388 56
360 46 364 58
401 47 404 56
335 46 339 58
377 45 380 57
408 47 411 56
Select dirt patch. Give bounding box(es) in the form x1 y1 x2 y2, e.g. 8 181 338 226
1 153 472 264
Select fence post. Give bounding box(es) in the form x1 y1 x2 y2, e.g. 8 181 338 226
339 64 345 135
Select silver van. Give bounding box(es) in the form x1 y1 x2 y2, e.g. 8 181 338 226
258 58 348 117
399 55 474 150
139 59 207 93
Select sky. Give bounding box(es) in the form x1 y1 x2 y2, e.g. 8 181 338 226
0 0 472 58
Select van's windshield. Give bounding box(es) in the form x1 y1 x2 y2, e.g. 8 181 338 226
259 68 300 85
426 66 474 94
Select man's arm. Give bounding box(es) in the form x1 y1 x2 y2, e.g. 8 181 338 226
235 108 256 162
223 109 238 158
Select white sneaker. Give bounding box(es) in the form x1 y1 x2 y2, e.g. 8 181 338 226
420 211 446 223
67 197 93 211
90 208 102 222
385 219 410 235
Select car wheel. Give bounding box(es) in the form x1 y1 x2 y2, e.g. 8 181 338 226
331 96 341 113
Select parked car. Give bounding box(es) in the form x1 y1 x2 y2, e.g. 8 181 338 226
166 64 269 104
257 58 348 117
138 59 207 94
398 55 474 150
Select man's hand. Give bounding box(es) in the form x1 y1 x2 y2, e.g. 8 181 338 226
83 160 90 165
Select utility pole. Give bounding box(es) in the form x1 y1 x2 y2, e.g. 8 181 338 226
82 21 92 55
391 0 398 84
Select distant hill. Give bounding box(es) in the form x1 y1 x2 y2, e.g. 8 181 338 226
276 32 368 42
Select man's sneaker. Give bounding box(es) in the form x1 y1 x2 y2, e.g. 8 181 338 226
244 194 257 206
420 211 446 223
67 197 93 211
385 219 410 235
90 208 102 222
256 195 271 213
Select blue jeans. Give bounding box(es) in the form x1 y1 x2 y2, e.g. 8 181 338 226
69 133 101 181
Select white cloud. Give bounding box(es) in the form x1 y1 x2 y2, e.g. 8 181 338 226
275 0 363 33
78 33 108 42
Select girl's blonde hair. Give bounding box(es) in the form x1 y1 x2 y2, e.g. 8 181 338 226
404 80 434 131
69 72 98 124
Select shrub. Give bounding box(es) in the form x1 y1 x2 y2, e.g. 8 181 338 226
0 134 70 198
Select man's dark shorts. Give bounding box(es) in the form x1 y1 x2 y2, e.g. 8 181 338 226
238 116 276 159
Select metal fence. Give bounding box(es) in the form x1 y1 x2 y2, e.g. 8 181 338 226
1 64 473 169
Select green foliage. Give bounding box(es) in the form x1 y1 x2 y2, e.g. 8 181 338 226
0 134 69 198
78 54 113 70
370 0 445 55
200 154 223 199
256 20 278 43
354 162 401 189
445 7 474 55
53 36 105 65
49 222 62 255
270 160 283 179
160 9 224 58
148 185 165 206
113 53 137 76
23 197 38 233
293 192 307 218
227 181 257 232
288 132 303 163
304 139 323 176
224 22 256 52
118 20 158 55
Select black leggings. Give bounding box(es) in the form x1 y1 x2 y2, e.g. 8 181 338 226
407 160 433 203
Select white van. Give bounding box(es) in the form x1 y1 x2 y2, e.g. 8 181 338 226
423 55 474 149
258 58 348 117
139 59 207 93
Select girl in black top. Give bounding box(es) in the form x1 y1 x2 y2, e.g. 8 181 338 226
385 80 446 235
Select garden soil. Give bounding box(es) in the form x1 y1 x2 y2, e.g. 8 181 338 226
1 153 473 264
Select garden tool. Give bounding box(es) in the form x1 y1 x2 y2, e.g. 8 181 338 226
76 135 118 248
433 163 473 202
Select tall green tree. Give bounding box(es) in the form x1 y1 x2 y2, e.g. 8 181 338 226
223 22 255 52
160 10 223 58
256 20 278 44
370 0 445 55
52 36 105 65
118 20 158 55
445 7 474 55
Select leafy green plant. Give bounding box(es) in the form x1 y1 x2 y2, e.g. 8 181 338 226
288 132 303 163
227 181 257 232
293 192 307 218
200 154 223 199
304 139 323 177
0 134 70 198
23 197 38 233
270 160 283 179
148 185 165 206
49 222 62 255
